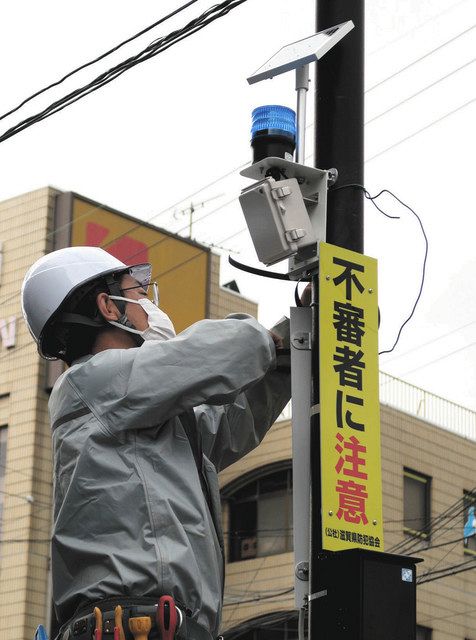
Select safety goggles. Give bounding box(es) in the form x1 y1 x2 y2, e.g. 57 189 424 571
117 264 159 306
119 281 159 306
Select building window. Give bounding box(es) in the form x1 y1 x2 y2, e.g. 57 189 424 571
416 625 432 640
403 468 431 539
463 490 476 554
225 463 293 562
0 425 7 528
225 612 303 640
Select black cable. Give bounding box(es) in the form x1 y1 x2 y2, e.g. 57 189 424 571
0 0 200 123
228 256 293 281
294 281 303 307
329 184 428 356
417 556 476 583
1 18 471 277
223 587 294 607
0 0 248 145
389 489 475 555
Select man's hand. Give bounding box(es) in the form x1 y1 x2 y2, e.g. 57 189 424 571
269 330 284 349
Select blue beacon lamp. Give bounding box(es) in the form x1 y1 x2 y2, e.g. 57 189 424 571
250 105 296 166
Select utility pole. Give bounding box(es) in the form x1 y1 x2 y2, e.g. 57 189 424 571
315 0 365 253
174 193 223 238
309 1 364 637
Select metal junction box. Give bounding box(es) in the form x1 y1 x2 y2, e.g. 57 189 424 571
312 549 422 640
239 176 316 266
240 157 328 277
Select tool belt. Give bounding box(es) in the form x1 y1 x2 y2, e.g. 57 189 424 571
57 597 215 640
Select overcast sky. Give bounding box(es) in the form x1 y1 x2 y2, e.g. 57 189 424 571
0 0 475 410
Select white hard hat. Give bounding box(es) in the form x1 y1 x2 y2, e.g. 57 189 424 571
21 246 150 359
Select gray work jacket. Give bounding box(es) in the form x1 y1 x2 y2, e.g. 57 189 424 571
49 314 290 636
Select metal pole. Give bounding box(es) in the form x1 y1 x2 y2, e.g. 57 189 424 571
315 0 365 252
295 64 310 165
309 1 365 638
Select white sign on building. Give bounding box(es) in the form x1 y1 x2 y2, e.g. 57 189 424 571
0 316 16 349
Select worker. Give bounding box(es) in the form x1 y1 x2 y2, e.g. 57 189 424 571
21 246 299 640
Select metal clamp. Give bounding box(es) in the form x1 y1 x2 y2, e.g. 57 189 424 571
327 168 338 186
295 561 309 581
291 331 311 350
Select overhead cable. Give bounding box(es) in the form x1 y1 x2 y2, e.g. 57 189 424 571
365 58 476 125
366 24 475 93
0 0 200 123
0 0 248 145
390 490 474 555
381 319 476 365
0 47 469 300
366 96 476 163
368 0 473 56
401 340 476 377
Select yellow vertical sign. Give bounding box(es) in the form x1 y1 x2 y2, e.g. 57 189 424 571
319 242 384 552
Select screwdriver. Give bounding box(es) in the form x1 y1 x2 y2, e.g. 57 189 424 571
157 596 178 640
129 615 152 640
94 607 103 640
114 605 126 640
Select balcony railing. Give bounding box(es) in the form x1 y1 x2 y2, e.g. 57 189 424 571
379 371 476 439
278 372 476 440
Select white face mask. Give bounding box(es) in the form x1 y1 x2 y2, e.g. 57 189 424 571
108 295 176 342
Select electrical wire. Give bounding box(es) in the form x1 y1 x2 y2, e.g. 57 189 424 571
0 538 50 544
0 38 471 311
366 96 476 163
389 493 463 553
418 557 476 584
0 10 470 266
0 460 35 480
224 532 291 624
0 0 248 145
0 162 249 313
389 490 475 555
381 319 476 365
0 0 200 123
418 537 464 579
418 604 476 626
0 488 51 509
223 586 294 607
365 24 476 93
400 341 476 377
365 58 476 125
368 0 473 56
328 185 427 356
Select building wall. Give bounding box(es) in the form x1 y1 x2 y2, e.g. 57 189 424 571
208 253 258 320
0 187 59 640
381 405 476 640
219 406 476 639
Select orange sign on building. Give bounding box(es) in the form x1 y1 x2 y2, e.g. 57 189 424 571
65 194 210 333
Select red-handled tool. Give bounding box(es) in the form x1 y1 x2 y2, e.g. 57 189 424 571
157 596 178 640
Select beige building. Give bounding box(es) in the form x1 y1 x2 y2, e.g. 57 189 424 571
1 187 476 640
220 380 476 640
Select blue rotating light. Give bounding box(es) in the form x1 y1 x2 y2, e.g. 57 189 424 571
250 105 296 164
251 105 296 139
